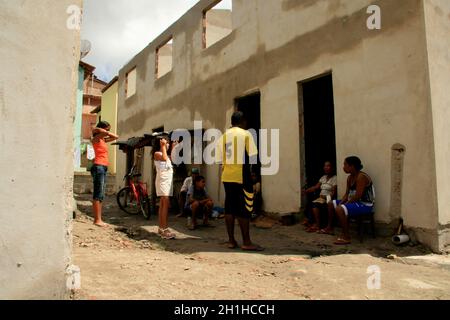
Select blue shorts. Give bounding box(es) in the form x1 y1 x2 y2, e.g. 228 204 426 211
333 200 373 217
184 201 209 217
91 165 108 202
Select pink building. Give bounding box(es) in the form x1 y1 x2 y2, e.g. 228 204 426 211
80 61 106 140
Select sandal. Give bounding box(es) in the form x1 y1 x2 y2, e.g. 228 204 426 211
241 244 265 251
318 228 335 235
334 237 351 245
158 228 176 240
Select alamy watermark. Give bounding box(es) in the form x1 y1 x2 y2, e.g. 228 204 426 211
66 5 82 30
367 265 381 290
168 121 280 176
367 5 381 30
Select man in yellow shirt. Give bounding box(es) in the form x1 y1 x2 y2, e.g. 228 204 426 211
217 111 263 251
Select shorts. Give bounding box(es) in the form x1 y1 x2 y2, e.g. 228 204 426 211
91 164 108 202
223 182 250 219
184 201 209 217
333 200 374 218
312 202 329 209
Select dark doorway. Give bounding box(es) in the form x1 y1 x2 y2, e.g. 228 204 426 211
235 92 261 172
235 92 261 135
299 73 337 190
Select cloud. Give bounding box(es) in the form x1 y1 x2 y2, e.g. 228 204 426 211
80 0 206 82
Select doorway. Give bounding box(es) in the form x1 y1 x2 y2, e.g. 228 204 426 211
235 92 261 174
235 92 261 135
299 73 337 191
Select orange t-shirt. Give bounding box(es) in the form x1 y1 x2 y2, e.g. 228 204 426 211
93 139 109 166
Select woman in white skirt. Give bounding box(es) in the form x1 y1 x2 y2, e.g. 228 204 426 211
153 136 176 239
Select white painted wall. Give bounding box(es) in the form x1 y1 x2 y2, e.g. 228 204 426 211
424 0 450 225
0 0 81 299
423 0 450 251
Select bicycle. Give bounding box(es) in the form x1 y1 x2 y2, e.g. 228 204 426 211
116 165 153 219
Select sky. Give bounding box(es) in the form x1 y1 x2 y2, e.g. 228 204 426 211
81 0 232 82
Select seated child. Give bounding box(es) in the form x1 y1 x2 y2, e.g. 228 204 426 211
185 176 214 230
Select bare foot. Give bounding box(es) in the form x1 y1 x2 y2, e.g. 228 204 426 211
226 241 238 249
94 221 108 228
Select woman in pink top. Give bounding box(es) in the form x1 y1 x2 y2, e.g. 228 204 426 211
91 121 119 227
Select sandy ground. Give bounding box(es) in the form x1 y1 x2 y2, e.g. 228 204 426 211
72 194 450 300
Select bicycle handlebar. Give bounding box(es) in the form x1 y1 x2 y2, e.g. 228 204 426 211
123 165 144 181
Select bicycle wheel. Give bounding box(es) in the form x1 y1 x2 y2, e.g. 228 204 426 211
138 189 151 220
117 186 141 215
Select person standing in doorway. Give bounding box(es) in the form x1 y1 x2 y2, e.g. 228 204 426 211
91 121 119 227
217 111 264 251
153 135 176 239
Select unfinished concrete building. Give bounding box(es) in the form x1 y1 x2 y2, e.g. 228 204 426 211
116 0 450 252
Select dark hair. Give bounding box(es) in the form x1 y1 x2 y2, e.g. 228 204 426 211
151 134 170 158
96 121 110 129
93 121 111 138
345 156 363 171
324 160 336 175
231 111 245 127
194 175 205 183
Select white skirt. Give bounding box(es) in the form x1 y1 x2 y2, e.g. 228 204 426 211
155 160 173 197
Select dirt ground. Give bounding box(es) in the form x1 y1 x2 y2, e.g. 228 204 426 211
72 194 450 300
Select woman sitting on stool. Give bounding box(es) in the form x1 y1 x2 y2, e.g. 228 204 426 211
330 156 375 245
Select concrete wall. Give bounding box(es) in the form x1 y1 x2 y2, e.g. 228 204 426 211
206 9 232 48
0 0 81 298
423 0 450 251
157 43 173 78
101 80 119 174
116 0 447 251
74 66 84 170
126 67 137 98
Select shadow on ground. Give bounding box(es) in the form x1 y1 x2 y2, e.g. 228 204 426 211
75 194 432 259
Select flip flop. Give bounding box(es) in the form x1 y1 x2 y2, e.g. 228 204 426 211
241 244 265 251
226 241 238 249
334 238 351 245
318 228 335 235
